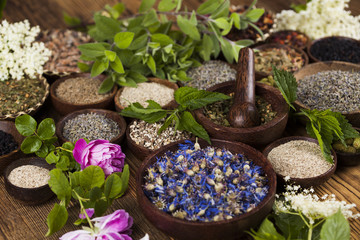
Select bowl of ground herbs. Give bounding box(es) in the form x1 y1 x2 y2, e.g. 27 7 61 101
263 136 337 188
4 157 54 205
137 139 276 240
50 73 118 116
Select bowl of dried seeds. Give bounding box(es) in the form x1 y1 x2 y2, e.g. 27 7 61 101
4 157 54 205
0 121 25 171
263 136 337 188
332 128 360 166
193 81 288 148
56 109 126 145
50 73 118 116
293 61 360 127
114 78 178 113
126 119 192 160
137 138 276 240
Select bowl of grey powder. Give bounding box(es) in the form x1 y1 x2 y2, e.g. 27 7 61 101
50 73 118 115
114 78 178 113
4 157 54 205
56 109 126 145
263 136 337 188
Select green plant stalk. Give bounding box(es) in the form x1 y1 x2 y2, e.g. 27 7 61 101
73 190 94 230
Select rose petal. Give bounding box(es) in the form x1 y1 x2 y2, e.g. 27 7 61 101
79 208 95 219
59 229 93 240
73 139 88 165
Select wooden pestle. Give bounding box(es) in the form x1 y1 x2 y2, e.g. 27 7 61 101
228 47 260 128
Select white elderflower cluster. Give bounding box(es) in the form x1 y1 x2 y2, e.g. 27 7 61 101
273 0 360 40
0 20 51 81
275 184 360 224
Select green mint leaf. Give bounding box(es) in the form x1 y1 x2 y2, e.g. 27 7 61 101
94 14 121 39
79 165 105 190
119 164 129 195
37 118 55 140
104 174 123 199
139 0 156 13
236 39 255 47
209 34 221 58
120 102 167 123
35 144 49 158
213 17 230 30
112 3 125 16
94 199 108 216
142 9 159 27
128 33 148 50
15 114 37 136
21 136 42 154
89 187 103 202
220 38 234 63
158 0 178 11
114 32 135 49
146 55 156 75
45 204 68 237
210 0 229 19
320 209 350 240
247 217 286 240
48 169 72 204
179 111 210 144
110 56 125 74
99 76 115 94
332 112 359 142
174 87 230 110
246 8 265 22
56 155 70 171
272 66 297 110
91 60 108 77
151 33 174 47
104 50 116 61
63 12 81 26
46 151 60 164
176 15 200 41
117 77 137 87
158 114 175 134
197 0 224 15
78 43 108 57
77 62 91 72
230 12 241 29
127 71 148 83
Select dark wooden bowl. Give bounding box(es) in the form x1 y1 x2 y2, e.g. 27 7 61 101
50 73 118 116
293 61 360 127
137 138 277 240
266 30 310 50
125 120 153 161
114 77 178 113
307 36 360 63
193 81 289 148
0 121 25 172
4 157 54 205
56 109 126 145
263 136 337 188
334 128 360 166
252 43 309 79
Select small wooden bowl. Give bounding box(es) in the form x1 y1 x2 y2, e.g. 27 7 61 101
263 136 337 188
50 73 118 116
334 128 360 166
307 36 360 63
266 30 310 50
4 157 54 205
137 138 277 240
253 43 309 79
0 121 25 171
193 81 289 148
293 61 360 127
114 77 178 113
56 109 126 145
125 120 153 161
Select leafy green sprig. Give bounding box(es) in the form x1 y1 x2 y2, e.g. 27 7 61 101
272 67 359 164
76 0 265 92
120 86 230 144
15 115 129 236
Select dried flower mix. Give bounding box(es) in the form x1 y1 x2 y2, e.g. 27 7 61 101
254 47 305 75
129 120 191 150
267 140 332 179
267 31 308 49
297 70 360 113
0 130 18 156
56 76 111 104
143 140 269 222
203 94 277 127
8 165 50 188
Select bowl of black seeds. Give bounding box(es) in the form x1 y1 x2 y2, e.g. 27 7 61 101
137 139 276 240
56 109 126 145
50 73 118 115
4 157 54 205
0 121 25 171
308 36 360 64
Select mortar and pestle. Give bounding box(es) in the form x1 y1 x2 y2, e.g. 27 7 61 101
193 48 289 148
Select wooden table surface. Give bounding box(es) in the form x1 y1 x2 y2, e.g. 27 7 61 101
2 0 360 239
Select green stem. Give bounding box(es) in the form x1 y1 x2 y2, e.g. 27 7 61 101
73 190 94 229
308 226 313 240
57 147 73 153
313 218 326 228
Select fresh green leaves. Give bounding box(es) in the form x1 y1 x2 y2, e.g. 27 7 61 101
15 114 37 136
272 66 297 110
320 209 350 240
46 204 68 237
48 169 72 204
114 32 135 49
176 14 200 41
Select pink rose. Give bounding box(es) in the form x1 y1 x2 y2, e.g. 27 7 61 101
73 139 125 177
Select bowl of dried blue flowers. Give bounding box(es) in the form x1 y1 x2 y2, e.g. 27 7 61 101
137 139 276 240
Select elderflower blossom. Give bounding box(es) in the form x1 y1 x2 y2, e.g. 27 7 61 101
0 20 51 81
273 0 360 40
275 185 360 224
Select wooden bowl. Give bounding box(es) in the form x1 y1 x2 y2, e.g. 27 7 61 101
137 138 277 240
126 120 154 161
266 30 310 50
252 43 309 79
114 77 178 113
4 157 54 205
56 109 126 145
334 128 360 166
293 61 360 127
50 73 118 116
193 81 289 148
307 36 360 63
0 121 25 171
263 136 337 188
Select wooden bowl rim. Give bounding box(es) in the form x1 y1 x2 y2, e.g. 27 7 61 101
137 138 277 227
0 121 24 160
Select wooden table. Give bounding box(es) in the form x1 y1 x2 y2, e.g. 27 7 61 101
2 0 360 239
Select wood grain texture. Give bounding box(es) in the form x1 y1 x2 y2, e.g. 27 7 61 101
2 0 360 239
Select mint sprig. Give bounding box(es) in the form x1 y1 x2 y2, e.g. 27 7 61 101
120 86 230 144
